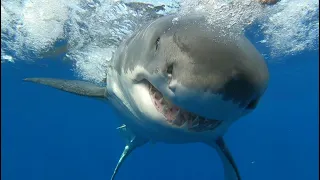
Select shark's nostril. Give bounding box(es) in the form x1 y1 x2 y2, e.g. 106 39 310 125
167 64 173 75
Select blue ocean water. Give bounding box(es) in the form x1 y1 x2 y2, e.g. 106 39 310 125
2 46 319 180
1 7 319 180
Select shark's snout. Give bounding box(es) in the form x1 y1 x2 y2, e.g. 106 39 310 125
163 25 269 114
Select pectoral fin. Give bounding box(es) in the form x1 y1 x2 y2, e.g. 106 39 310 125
205 137 241 180
24 78 107 98
112 124 148 180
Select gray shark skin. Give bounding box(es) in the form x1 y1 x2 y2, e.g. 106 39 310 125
24 14 269 180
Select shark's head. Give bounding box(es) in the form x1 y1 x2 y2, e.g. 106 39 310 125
112 14 269 135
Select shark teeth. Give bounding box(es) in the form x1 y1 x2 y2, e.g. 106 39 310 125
148 81 222 132
175 109 180 116
162 105 168 114
180 120 189 129
192 116 200 127
159 98 164 103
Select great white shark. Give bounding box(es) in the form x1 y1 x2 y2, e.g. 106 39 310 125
24 14 269 180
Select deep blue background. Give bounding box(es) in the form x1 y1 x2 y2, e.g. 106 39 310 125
1 45 319 179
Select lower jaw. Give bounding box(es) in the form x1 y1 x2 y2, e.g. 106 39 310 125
148 82 222 132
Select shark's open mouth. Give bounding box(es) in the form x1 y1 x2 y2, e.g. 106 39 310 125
148 82 222 132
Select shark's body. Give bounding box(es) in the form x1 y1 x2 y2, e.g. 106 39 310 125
25 14 269 180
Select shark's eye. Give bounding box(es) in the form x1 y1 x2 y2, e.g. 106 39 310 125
167 64 173 76
155 37 160 50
